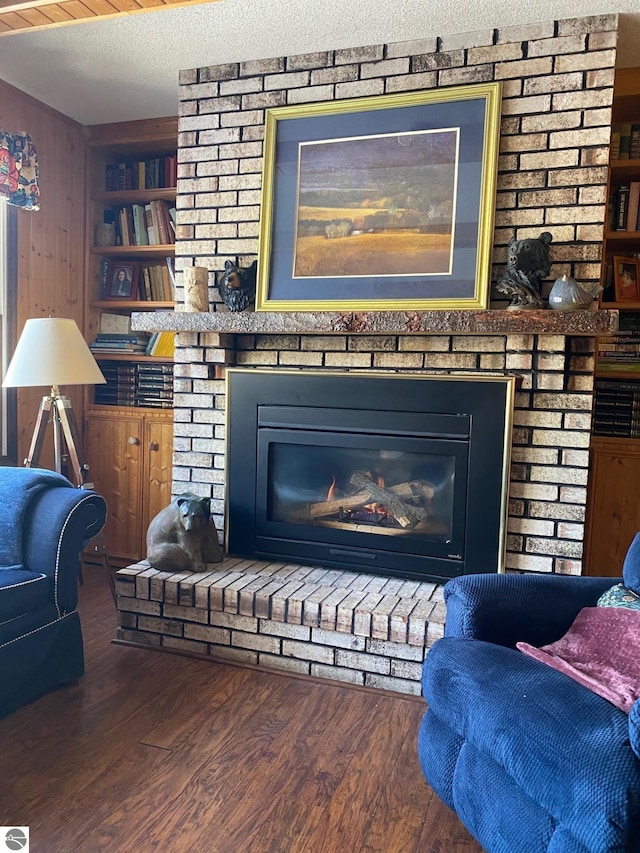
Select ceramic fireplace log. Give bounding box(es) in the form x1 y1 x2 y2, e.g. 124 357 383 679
308 479 433 520
308 490 372 517
349 473 426 528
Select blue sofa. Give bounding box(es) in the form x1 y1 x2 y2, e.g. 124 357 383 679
0 467 106 718
418 546 640 852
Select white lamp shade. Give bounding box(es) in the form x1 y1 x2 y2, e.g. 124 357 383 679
3 317 106 388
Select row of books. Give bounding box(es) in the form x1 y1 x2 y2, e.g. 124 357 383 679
89 331 174 357
137 361 174 408
111 200 176 247
612 183 640 232
597 333 640 371
89 333 151 354
593 378 640 438
140 261 175 302
105 156 177 192
610 123 640 160
94 361 174 409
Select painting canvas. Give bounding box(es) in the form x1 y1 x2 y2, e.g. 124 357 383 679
256 83 501 312
293 129 458 278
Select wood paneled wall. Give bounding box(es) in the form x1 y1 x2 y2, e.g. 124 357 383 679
0 78 86 467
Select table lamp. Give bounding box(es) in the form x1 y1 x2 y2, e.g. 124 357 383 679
3 317 106 487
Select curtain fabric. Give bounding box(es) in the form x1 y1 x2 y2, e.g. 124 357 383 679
0 130 40 210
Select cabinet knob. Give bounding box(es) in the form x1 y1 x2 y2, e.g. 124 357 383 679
149 441 159 451
127 436 140 445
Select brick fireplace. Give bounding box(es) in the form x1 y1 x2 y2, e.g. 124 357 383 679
117 13 621 693
225 368 515 583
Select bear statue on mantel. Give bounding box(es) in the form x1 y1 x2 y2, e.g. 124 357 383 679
216 259 257 312
146 493 223 573
495 231 553 310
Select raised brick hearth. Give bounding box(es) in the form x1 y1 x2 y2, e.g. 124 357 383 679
117 557 444 695
118 14 622 693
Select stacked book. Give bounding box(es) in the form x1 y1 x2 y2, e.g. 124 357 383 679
136 363 174 408
105 156 177 191
90 333 152 355
93 361 174 409
593 378 640 438
139 259 175 301
144 331 175 357
613 183 640 232
597 334 640 373
110 201 175 247
94 362 137 407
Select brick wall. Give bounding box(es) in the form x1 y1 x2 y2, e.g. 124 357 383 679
170 14 618 576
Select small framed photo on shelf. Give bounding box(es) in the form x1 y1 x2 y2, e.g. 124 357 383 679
613 256 640 301
105 261 139 300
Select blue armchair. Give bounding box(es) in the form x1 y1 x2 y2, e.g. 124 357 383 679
0 467 106 718
418 543 640 852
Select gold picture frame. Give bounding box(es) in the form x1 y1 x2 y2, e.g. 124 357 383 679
256 82 502 312
613 255 640 301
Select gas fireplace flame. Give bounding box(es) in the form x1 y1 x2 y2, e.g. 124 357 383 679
326 476 336 502
363 475 387 515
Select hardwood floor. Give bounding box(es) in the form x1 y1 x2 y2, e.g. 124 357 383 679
0 568 483 853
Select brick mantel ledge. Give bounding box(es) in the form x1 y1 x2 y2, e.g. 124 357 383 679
131 308 619 336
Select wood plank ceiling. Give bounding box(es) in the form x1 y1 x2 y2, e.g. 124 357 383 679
0 0 220 35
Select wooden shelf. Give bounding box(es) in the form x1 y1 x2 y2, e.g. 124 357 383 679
91 245 174 256
92 353 173 362
600 299 640 309
86 117 178 152
93 188 176 205
590 434 640 447
609 158 640 175
91 300 174 310
604 231 640 241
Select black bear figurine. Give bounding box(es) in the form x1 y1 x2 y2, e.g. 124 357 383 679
216 259 257 312
146 493 223 573
495 232 553 310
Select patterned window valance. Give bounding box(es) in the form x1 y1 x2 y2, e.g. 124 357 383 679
0 130 40 210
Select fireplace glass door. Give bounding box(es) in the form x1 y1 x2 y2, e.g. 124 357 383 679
226 370 514 583
251 405 470 577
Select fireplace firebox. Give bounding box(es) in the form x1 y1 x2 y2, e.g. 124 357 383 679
226 369 515 583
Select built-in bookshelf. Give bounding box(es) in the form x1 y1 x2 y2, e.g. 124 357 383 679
601 78 640 308
85 118 178 400
585 68 640 577
83 118 178 567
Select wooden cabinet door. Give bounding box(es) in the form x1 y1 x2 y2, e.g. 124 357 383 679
584 438 640 577
141 414 174 553
85 412 144 563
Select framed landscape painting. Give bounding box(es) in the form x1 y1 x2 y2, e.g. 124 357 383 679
256 83 501 312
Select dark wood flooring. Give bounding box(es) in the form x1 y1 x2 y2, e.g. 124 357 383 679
0 568 483 853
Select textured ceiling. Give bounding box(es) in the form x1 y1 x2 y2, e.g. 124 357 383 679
0 0 638 126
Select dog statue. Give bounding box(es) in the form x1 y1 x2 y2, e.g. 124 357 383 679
495 231 553 309
216 259 257 312
146 493 223 573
